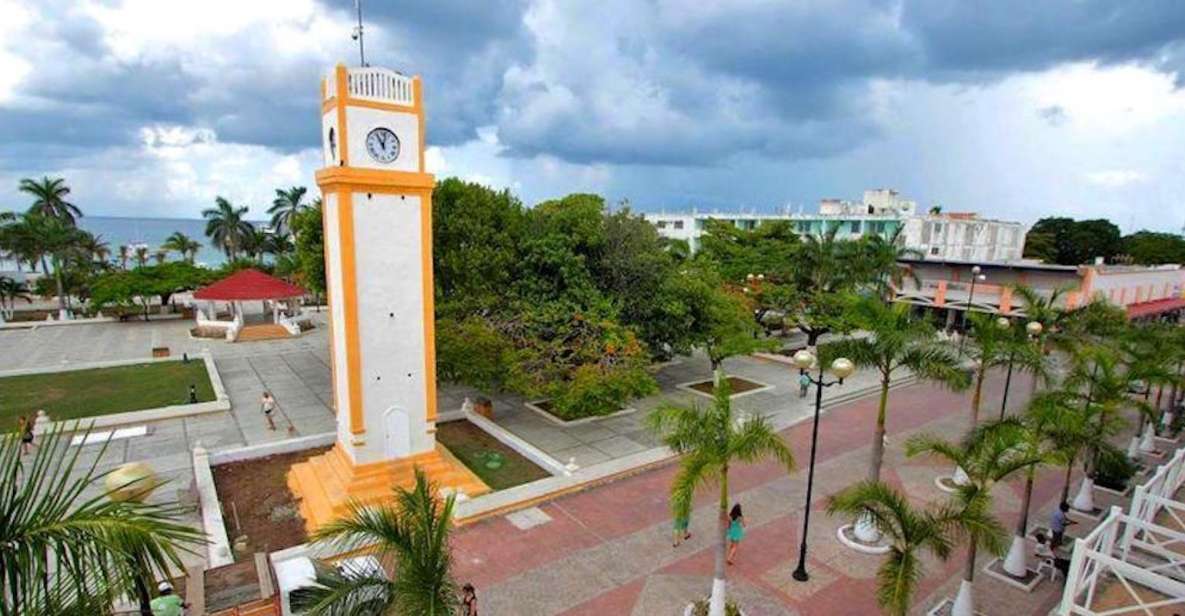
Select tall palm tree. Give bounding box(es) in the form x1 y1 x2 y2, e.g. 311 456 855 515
242 227 271 262
118 245 131 270
26 214 86 315
202 197 253 260
153 250 167 265
291 470 460 616
19 176 82 225
268 186 310 238
0 426 203 615
161 232 202 264
905 427 1020 616
647 377 795 616
79 233 111 265
827 481 996 616
781 225 862 346
964 313 1048 423
822 295 970 485
0 276 32 320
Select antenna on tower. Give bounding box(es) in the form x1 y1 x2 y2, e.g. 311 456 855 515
351 0 367 66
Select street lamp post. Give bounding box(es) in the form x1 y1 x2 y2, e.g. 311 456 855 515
791 349 855 582
957 266 985 359
997 319 1043 420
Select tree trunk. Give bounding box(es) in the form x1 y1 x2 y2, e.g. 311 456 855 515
868 375 890 483
711 360 722 387
52 257 66 314
964 540 978 583
970 366 986 424
709 464 730 616
1017 471 1034 536
1060 453 1076 504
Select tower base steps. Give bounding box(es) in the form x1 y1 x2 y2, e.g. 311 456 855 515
287 444 489 534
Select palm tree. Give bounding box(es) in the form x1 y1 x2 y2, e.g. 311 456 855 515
859 227 922 301
827 481 996 616
118 245 131 270
202 197 253 260
995 399 1074 578
0 276 32 321
905 428 1020 616
19 176 82 224
822 295 970 486
781 225 862 346
134 245 149 268
269 186 310 238
647 378 795 616
291 470 460 615
242 227 271 262
81 233 111 265
0 426 203 614
153 250 167 265
161 232 202 264
26 214 86 316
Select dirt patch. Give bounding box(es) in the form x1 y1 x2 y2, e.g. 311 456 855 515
687 376 766 396
436 421 551 490
211 446 331 555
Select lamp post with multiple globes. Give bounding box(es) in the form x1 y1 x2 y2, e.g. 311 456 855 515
791 348 855 582
997 319 1044 420
957 265 986 359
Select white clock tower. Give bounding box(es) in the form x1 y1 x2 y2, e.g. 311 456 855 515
289 64 486 531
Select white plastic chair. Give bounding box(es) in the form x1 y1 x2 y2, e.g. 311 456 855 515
1035 557 1063 582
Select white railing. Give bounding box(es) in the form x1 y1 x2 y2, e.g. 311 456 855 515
1060 507 1185 615
1130 448 1185 526
346 67 414 105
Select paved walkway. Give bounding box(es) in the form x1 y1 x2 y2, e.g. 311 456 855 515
450 370 1135 615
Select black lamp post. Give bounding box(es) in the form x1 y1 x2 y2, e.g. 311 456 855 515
790 349 854 582
958 265 985 359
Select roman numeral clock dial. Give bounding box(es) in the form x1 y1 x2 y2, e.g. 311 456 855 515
365 127 400 163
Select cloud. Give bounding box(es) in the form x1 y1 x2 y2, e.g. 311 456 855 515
1037 105 1068 126
1085 170 1150 188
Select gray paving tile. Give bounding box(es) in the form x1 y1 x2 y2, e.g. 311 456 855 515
588 435 648 458
549 444 611 468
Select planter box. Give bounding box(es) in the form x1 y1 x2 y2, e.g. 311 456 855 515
524 399 636 427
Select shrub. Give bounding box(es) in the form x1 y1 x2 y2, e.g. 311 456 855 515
1094 449 1138 492
547 363 657 421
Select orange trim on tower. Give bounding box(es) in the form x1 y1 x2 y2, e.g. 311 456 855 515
334 64 350 166
321 97 338 114
315 167 436 190
415 77 425 173
319 189 338 415
338 190 365 434
420 190 437 421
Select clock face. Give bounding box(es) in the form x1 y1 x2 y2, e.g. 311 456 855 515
365 127 400 164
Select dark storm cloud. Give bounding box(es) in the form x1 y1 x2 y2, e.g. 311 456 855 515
2 0 1184 170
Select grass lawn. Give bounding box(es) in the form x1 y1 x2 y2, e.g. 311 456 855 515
436 420 551 490
0 360 215 428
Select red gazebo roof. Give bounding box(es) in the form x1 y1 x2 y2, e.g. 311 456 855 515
194 268 305 301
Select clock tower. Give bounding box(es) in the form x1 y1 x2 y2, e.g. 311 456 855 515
288 64 487 531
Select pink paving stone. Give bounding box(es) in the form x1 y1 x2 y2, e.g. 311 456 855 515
558 577 646 616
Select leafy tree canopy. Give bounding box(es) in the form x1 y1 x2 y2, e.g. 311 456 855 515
1024 217 1121 265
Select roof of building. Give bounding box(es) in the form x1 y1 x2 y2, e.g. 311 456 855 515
193 268 305 301
1125 297 1185 319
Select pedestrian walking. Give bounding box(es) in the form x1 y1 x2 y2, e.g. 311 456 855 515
1050 501 1076 548
150 582 189 616
18 415 34 455
461 583 478 616
672 510 692 547
798 372 811 398
726 503 745 565
260 391 277 431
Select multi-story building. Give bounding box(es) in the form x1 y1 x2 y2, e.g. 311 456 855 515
901 212 1026 262
643 189 1027 262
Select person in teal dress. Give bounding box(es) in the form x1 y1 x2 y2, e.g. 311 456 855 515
726 503 745 564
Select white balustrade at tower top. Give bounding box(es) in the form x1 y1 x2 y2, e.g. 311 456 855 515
325 66 415 106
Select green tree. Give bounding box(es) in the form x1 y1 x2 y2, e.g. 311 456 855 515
291 470 459 616
29 214 87 315
1120 230 1185 265
433 178 526 314
776 226 863 346
857 228 922 301
905 427 1020 616
828 481 993 616
436 316 515 392
696 218 799 284
647 381 795 616
202 197 254 260
268 186 310 238
90 262 212 320
161 232 202 264
676 266 773 381
0 276 32 320
1024 217 1121 265
0 427 202 615
19 176 81 225
822 295 970 484
290 200 326 303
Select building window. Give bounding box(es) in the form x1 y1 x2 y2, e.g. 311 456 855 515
656 221 667 229
674 220 684 230
849 221 861 234
930 246 940 256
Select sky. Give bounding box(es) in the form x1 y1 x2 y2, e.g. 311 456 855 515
1 0 1184 233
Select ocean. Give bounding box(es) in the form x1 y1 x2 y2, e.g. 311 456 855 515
77 216 243 268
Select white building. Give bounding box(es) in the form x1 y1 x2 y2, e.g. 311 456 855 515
901 212 1027 262
644 189 1026 262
